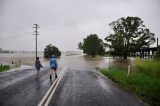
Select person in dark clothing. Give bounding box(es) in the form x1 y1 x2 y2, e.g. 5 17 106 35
50 55 58 80
35 57 43 79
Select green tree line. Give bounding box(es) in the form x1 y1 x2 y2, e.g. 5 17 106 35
78 16 158 59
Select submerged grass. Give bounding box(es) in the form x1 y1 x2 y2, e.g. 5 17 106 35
101 67 160 106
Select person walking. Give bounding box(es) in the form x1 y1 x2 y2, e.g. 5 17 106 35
35 57 43 79
50 55 58 80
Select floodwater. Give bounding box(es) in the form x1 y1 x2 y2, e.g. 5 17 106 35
57 55 136 71
0 52 43 66
0 52 136 71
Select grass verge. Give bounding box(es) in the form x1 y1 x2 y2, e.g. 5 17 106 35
135 58 160 78
0 64 20 72
101 67 160 106
0 65 10 72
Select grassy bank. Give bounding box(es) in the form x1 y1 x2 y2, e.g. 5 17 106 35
0 65 10 72
101 67 160 106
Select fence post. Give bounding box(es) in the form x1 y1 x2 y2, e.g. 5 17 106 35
127 65 130 77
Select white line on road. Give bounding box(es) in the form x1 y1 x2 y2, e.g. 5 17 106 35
38 66 67 106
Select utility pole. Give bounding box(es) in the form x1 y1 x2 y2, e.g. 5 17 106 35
157 37 159 47
33 24 40 58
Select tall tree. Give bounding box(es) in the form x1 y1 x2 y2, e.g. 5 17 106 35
78 34 105 57
105 16 155 59
44 44 61 58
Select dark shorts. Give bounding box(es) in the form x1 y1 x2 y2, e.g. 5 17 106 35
51 67 57 71
36 68 40 71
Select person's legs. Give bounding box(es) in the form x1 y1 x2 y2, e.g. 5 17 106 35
36 69 40 79
50 69 54 75
50 68 57 79
50 69 54 80
54 68 57 79
54 71 57 78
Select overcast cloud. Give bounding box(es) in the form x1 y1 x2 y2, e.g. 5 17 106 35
0 0 160 51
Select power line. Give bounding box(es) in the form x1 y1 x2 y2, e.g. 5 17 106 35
33 24 40 58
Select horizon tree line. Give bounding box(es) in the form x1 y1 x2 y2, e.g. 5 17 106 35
78 16 157 59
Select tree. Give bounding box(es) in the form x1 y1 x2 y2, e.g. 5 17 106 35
78 34 105 57
105 16 155 59
44 44 61 58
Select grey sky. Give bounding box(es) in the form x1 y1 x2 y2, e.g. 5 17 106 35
0 0 160 51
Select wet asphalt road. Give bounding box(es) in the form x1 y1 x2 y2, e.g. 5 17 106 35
49 68 146 106
0 68 58 106
0 55 146 106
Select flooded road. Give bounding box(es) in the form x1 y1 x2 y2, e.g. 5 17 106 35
0 53 139 106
